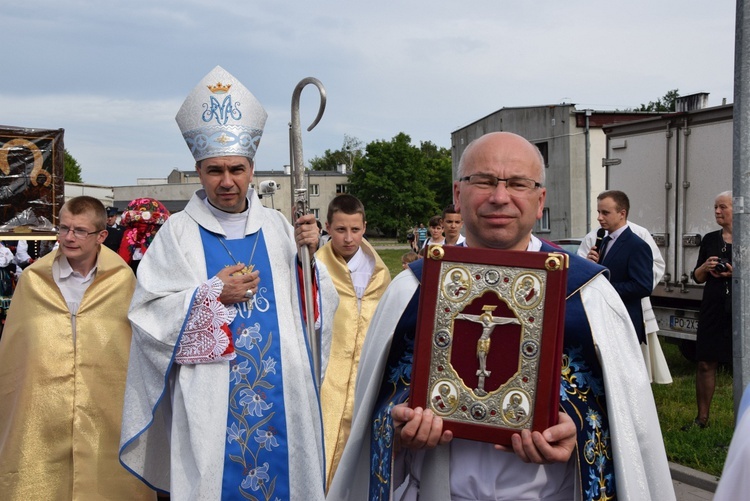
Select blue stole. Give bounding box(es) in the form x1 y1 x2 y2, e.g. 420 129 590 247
199 228 291 501
368 247 616 500
544 243 616 500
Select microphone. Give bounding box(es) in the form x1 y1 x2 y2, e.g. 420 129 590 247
594 228 606 256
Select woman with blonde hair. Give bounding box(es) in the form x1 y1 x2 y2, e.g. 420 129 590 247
685 191 733 430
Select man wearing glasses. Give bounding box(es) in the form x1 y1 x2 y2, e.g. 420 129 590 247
0 196 154 500
328 132 673 500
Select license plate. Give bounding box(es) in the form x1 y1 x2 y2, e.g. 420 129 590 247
670 315 699 333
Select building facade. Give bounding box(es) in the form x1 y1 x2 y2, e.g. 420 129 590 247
451 104 656 240
112 167 351 224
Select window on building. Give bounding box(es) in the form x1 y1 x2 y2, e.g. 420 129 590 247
536 208 551 233
310 184 320 196
336 184 349 194
311 208 320 219
535 141 549 169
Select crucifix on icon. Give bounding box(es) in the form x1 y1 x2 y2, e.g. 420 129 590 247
455 305 521 396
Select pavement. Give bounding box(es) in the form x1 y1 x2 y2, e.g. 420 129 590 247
670 462 719 500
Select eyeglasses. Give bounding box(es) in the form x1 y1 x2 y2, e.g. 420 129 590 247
459 174 542 193
58 225 102 239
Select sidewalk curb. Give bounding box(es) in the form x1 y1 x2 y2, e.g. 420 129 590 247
669 461 720 493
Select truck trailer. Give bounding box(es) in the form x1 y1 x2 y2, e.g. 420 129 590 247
602 102 733 353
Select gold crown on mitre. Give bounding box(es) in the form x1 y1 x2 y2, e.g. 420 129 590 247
175 66 268 162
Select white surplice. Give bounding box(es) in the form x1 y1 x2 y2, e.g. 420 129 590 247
119 189 338 500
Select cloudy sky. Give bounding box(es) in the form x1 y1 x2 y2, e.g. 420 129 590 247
1 0 736 186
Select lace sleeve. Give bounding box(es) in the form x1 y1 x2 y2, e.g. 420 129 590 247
175 276 237 365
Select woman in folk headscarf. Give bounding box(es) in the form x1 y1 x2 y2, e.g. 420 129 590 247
117 197 170 274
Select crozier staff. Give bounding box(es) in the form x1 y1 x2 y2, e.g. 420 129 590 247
290 76 326 387
119 66 338 500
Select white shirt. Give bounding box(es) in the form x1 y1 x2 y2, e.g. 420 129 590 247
203 195 251 240
422 237 446 249
52 254 98 342
347 246 375 309
0 244 14 267
15 240 31 264
446 234 466 246
439 234 574 499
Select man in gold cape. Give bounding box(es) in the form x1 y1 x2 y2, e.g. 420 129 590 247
316 194 391 487
0 196 154 501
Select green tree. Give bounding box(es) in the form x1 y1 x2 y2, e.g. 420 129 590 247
349 133 439 237
420 141 453 210
309 134 364 172
636 89 679 112
63 149 83 182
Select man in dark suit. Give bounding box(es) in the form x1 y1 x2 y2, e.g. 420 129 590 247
103 206 125 252
585 190 653 344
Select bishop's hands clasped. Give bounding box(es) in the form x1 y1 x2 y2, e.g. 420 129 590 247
217 263 260 305
390 403 576 464
294 213 320 256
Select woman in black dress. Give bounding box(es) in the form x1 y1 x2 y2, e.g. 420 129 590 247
687 191 733 429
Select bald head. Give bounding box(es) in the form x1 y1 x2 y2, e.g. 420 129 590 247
458 132 546 186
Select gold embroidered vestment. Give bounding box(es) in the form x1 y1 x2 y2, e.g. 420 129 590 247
317 239 391 488
0 248 154 500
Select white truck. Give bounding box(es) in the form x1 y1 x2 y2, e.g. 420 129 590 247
602 101 733 354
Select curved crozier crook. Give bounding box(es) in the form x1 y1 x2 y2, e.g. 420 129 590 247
289 77 327 389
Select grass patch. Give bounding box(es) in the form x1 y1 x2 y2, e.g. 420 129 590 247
373 245 734 476
652 340 733 476
376 248 414 278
